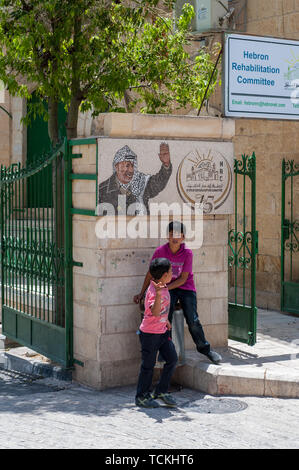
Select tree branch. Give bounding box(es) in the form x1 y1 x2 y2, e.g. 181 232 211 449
20 0 33 12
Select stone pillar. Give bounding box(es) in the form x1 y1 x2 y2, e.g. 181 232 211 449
71 113 235 390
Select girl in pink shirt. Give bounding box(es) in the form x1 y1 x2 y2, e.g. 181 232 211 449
135 258 178 408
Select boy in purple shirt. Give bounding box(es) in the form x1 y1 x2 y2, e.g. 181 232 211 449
134 221 222 365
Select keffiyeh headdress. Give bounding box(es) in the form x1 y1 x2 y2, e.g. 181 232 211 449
113 145 150 211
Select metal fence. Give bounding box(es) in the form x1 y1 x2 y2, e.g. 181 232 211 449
0 140 73 366
228 152 258 345
281 159 299 315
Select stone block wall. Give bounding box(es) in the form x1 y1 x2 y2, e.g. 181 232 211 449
0 91 12 167
245 0 299 40
71 114 233 390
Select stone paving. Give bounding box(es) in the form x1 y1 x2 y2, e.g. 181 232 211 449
0 367 298 449
0 308 298 449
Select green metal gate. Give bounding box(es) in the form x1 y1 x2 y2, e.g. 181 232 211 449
228 152 258 345
281 159 299 316
0 139 73 366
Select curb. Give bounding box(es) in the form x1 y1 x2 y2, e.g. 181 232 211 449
0 334 5 351
3 348 72 382
172 350 299 399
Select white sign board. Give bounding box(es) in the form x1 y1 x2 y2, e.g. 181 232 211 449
224 33 299 120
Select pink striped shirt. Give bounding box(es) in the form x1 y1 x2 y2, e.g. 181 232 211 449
140 281 170 334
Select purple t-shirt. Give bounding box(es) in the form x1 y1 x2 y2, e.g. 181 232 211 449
151 243 196 291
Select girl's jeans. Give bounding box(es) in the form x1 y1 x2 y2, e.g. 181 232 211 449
136 329 178 398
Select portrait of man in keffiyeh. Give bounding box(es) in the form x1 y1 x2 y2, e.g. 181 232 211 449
98 142 172 215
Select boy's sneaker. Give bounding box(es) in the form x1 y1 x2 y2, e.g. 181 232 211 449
153 393 177 407
135 393 160 408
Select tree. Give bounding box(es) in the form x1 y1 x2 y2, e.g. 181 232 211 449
0 0 220 145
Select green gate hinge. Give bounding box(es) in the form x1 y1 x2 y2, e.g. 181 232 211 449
73 358 84 367
72 260 83 267
71 153 82 159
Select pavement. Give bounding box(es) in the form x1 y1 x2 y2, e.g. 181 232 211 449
1 308 299 399
0 308 298 449
0 366 298 449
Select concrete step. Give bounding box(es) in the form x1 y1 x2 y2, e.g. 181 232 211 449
0 326 71 380
1 346 72 382
172 343 299 399
169 309 299 399
0 325 21 348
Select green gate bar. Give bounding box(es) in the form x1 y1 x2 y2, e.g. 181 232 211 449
281 159 299 315
228 152 258 346
64 138 74 368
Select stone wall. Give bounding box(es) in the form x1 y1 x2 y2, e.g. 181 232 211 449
227 0 299 310
71 114 234 390
0 96 93 168
0 91 12 167
0 95 29 167
244 0 299 39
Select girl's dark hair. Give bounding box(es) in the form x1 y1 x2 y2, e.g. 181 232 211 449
167 221 186 235
149 258 171 281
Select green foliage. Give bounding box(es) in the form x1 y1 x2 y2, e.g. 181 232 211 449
0 0 221 140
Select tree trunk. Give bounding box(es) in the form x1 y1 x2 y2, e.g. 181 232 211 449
66 96 81 139
48 98 59 146
66 14 82 140
124 90 131 112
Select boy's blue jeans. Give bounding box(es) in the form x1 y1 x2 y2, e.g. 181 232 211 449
136 330 178 398
169 288 211 356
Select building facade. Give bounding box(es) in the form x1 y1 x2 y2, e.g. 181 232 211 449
0 0 298 314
